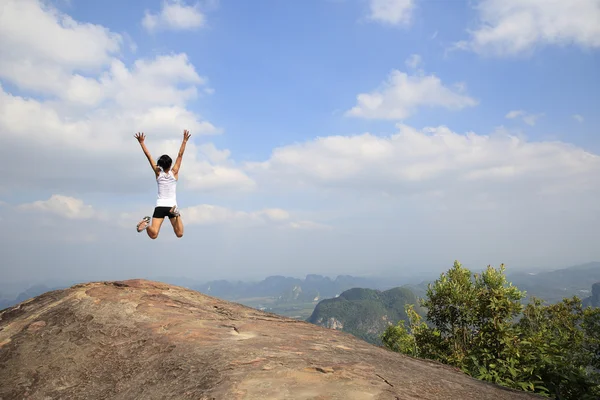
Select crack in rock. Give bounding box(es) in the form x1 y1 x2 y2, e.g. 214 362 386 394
376 373 394 387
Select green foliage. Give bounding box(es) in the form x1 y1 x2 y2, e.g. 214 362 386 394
382 261 600 399
516 297 600 399
381 319 418 356
308 287 421 345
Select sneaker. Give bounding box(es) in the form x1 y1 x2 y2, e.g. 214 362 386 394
169 205 180 217
137 216 150 232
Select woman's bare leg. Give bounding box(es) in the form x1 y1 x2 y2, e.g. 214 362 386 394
170 215 184 238
146 217 164 239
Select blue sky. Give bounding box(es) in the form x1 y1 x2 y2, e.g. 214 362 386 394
56 0 600 158
1 0 599 289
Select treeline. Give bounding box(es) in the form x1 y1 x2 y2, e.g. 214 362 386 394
382 261 600 400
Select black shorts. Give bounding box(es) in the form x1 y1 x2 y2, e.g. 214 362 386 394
152 206 176 219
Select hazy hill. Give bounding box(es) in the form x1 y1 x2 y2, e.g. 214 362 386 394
507 262 600 304
192 274 392 302
583 282 600 308
0 298 11 310
0 275 389 313
307 286 422 345
0 279 540 400
0 284 66 311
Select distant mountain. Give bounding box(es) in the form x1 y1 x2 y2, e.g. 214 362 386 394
307 286 421 345
0 284 66 311
583 282 600 308
0 298 12 310
507 262 600 304
191 274 393 303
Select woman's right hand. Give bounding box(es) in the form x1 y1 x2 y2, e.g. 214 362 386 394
135 132 146 143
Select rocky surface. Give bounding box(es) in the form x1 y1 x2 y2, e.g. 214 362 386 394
0 279 542 399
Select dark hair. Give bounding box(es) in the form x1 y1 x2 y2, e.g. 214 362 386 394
157 154 172 171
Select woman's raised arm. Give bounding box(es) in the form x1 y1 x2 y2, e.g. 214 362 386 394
135 132 159 177
172 129 191 177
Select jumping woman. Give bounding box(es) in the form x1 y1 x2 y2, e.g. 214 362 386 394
134 130 191 239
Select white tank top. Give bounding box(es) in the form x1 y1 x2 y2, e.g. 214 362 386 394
156 170 177 207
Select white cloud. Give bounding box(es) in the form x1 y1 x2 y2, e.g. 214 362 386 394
198 143 232 164
247 124 600 196
261 208 291 221
454 0 600 57
182 204 330 230
183 162 257 192
405 54 422 69
239 124 600 274
0 0 121 70
345 69 478 120
0 0 122 95
18 197 328 233
521 115 543 126
289 221 333 230
505 110 544 126
181 204 286 226
505 110 525 119
18 195 99 220
0 1 208 109
59 53 206 110
573 114 585 123
0 0 208 110
0 0 253 195
368 0 416 26
0 64 217 150
143 0 206 32
154 141 256 192
116 203 327 230
132 106 220 136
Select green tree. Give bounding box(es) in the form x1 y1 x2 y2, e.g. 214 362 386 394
382 303 443 360
381 319 418 356
517 297 600 399
382 261 600 399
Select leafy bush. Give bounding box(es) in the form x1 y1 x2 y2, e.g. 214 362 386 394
382 261 600 399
